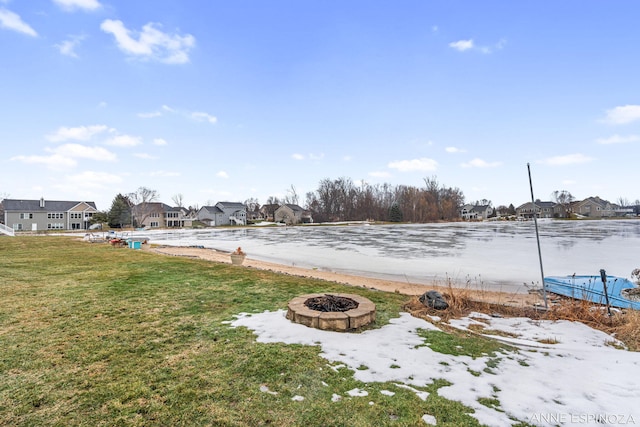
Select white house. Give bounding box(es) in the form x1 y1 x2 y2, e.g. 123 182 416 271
197 202 246 226
460 204 493 220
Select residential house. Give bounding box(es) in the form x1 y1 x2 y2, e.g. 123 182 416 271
274 204 312 225
134 202 193 228
197 202 246 226
460 204 493 220
246 206 262 222
2 198 98 232
572 196 617 218
516 200 556 219
552 203 571 219
259 204 280 222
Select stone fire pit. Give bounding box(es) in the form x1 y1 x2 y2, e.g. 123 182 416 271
286 293 376 332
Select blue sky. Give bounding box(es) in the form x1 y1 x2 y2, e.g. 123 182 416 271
2 0 639 211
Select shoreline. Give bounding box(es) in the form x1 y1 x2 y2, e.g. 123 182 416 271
148 244 543 307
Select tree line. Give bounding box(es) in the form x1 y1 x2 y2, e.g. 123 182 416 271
95 176 465 227
301 176 464 223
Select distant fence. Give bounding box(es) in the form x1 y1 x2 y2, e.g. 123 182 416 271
0 223 15 236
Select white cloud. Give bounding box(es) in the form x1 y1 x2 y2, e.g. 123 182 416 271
388 158 438 172
369 171 392 178
449 39 473 52
0 8 37 37
343 155 352 161
47 143 117 161
10 154 77 170
138 110 163 119
53 0 102 12
11 142 116 171
190 111 217 124
153 138 168 146
100 19 195 64
461 158 502 168
149 170 180 177
445 146 466 153
216 171 229 179
105 134 142 147
541 153 594 166
133 153 157 160
46 125 109 142
449 38 506 54
54 34 85 58
602 105 640 125
481 38 507 54
63 170 123 189
139 105 217 124
291 153 323 161
596 134 639 144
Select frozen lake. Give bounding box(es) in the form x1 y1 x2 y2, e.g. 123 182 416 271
144 220 640 294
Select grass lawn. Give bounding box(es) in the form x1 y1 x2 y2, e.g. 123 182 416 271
1 236 530 426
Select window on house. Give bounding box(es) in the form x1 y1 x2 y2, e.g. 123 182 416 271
150 221 159 227
47 223 64 229
20 213 33 219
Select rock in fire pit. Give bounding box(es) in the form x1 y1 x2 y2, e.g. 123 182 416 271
286 293 376 332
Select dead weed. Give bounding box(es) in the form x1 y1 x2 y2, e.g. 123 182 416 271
404 286 640 351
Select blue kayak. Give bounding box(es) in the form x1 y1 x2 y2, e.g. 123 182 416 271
544 275 640 310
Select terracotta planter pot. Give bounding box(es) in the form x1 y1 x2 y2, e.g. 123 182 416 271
230 254 246 265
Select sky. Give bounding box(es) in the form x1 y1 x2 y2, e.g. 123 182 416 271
230 309 640 426
1 0 640 212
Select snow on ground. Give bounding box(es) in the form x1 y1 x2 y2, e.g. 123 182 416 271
230 311 640 427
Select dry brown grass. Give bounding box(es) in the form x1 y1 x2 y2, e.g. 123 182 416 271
404 285 640 351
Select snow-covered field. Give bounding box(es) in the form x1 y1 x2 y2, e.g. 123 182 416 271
230 310 640 427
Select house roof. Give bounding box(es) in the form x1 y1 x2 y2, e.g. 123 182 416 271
574 196 613 208
134 202 190 214
282 204 305 212
516 201 556 210
260 204 280 210
470 205 491 213
216 202 246 209
2 199 97 212
199 206 223 214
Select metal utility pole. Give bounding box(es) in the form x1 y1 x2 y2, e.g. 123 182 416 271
527 163 548 309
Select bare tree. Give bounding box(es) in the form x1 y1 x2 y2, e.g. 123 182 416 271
616 197 630 207
284 185 299 205
172 193 184 208
304 175 464 223
266 196 282 205
244 197 260 213
128 187 160 227
551 190 574 217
